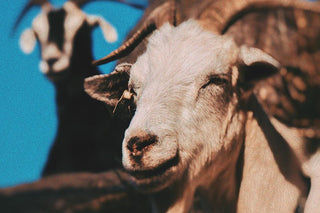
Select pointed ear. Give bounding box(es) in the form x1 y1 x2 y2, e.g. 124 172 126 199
87 15 118 43
19 28 37 54
84 63 131 106
238 46 280 86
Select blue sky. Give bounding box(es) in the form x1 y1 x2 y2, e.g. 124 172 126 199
0 0 145 187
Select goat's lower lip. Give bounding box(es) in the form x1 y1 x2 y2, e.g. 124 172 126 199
127 154 179 180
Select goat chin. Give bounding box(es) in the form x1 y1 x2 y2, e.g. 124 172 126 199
127 162 182 193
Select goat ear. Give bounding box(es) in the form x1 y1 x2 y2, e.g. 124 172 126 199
238 46 280 87
19 28 37 54
87 15 118 43
84 63 131 106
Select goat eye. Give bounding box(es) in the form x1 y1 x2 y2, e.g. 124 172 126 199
129 86 137 96
201 76 228 89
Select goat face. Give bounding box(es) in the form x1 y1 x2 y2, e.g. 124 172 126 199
85 20 280 192
19 1 117 82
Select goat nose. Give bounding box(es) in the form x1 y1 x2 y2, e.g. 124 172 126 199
127 133 158 157
47 58 58 67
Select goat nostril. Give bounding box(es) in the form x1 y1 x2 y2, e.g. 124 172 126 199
47 58 58 67
127 137 138 152
127 134 158 155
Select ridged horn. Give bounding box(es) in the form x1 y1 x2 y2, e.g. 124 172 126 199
93 0 177 66
69 0 147 10
13 0 52 34
198 0 320 34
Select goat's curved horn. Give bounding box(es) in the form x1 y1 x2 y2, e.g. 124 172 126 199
93 1 176 66
93 19 156 66
69 0 146 10
13 0 51 33
199 0 320 34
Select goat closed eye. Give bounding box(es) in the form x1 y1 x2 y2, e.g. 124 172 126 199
201 75 228 89
129 85 138 97
130 88 137 96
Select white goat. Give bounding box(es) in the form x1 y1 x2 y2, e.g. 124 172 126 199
85 18 320 212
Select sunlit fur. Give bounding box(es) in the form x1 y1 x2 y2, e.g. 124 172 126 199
84 11 320 213
122 20 246 206
119 20 318 212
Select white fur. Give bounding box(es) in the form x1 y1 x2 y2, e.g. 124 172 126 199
87 15 118 42
304 150 320 213
41 43 62 60
20 1 117 78
19 28 36 54
32 12 49 45
239 45 280 68
53 56 69 72
39 60 49 74
114 19 318 212
123 20 243 199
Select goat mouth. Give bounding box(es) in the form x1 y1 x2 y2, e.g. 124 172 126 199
126 153 179 180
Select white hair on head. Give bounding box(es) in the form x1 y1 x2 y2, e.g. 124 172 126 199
133 20 238 85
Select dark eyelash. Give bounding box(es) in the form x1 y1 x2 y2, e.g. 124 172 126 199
201 76 228 89
129 86 137 96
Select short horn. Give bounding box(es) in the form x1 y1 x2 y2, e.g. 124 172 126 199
13 0 51 34
93 1 176 66
69 0 147 10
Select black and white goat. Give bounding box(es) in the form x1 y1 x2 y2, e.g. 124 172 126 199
15 0 143 176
